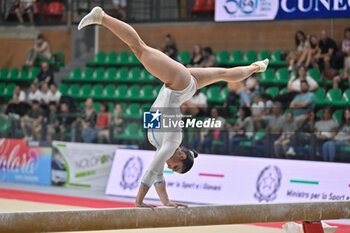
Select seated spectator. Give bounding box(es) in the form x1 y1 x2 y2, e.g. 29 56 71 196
94 103 110 141
228 107 254 154
322 108 350 161
297 35 320 68
28 83 41 103
14 0 35 24
48 84 61 105
289 80 315 123
5 85 27 116
200 47 218 67
163 34 178 60
33 62 54 87
187 44 203 68
72 98 97 143
314 107 338 158
252 93 273 130
57 102 75 141
20 100 44 140
318 30 338 70
25 34 52 67
224 81 243 107
98 103 123 143
112 0 126 20
181 90 207 117
239 75 259 107
274 111 297 158
265 102 284 156
275 65 319 103
192 107 226 153
251 94 264 117
333 30 350 88
35 101 59 141
39 83 51 108
334 28 350 70
287 30 308 71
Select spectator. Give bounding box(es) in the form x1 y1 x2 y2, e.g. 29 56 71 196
289 80 315 123
112 0 126 20
57 102 75 141
297 35 320 68
98 103 123 143
181 90 207 117
275 65 319 103
72 98 97 143
5 85 27 116
163 34 178 60
14 0 35 24
228 107 254 154
287 30 308 71
322 108 350 161
239 75 259 107
36 101 59 141
187 44 203 68
20 100 44 140
224 81 243 107
94 103 110 141
200 47 218 67
39 83 51 106
192 107 226 153
251 94 264 118
314 107 338 158
265 102 284 155
25 34 52 67
28 83 41 103
274 111 297 158
48 84 61 105
318 30 338 69
333 28 350 88
33 62 54 87
252 93 273 130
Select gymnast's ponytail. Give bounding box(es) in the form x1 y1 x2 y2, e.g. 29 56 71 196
180 147 198 174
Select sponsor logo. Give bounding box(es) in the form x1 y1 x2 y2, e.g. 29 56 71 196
143 110 162 129
224 0 257 15
120 156 143 190
75 154 113 169
254 165 282 202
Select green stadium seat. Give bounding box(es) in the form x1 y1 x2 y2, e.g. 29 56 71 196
314 88 326 106
265 87 279 98
58 84 69 95
80 67 93 82
228 50 243 65
127 67 140 82
257 50 270 60
239 129 265 147
307 68 321 84
279 87 288 95
116 51 129 65
119 102 127 114
103 67 117 82
93 102 101 112
3 83 15 99
340 89 350 107
125 84 140 100
206 86 221 103
108 102 115 113
275 68 289 85
66 68 81 82
125 103 141 119
139 85 155 101
55 51 65 68
0 67 8 81
92 67 105 82
105 51 117 65
101 84 116 100
93 51 106 65
67 84 80 98
333 109 343 124
141 103 152 112
7 68 19 81
17 68 29 81
153 85 162 96
0 83 6 97
217 50 229 66
270 50 287 66
91 84 103 99
116 67 128 82
115 122 144 140
114 84 128 100
219 87 228 103
177 50 190 65
324 88 342 106
259 68 274 85
78 84 92 99
243 50 257 64
28 67 40 82
128 53 141 65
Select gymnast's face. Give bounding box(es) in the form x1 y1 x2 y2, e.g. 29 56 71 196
166 149 186 173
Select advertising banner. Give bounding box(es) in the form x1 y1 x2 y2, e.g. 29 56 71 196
215 0 350 22
106 149 350 204
52 141 134 191
0 138 52 185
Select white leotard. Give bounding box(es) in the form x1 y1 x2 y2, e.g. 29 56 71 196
141 76 197 187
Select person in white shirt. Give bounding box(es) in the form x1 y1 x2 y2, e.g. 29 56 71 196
28 84 41 103
39 83 51 105
48 84 62 104
6 85 27 116
181 90 208 117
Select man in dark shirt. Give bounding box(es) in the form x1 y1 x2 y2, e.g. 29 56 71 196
163 34 178 60
318 30 338 69
200 47 218 67
57 102 75 140
33 62 54 87
20 100 45 140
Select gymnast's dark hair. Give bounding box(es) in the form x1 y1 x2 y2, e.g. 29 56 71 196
180 147 198 174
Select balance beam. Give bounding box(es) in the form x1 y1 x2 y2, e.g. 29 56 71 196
0 201 349 233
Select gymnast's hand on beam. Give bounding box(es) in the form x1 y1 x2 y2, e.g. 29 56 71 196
164 201 188 208
135 202 157 210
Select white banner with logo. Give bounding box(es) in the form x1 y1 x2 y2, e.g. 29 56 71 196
106 149 350 204
52 141 133 191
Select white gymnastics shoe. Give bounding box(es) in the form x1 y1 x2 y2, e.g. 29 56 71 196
252 58 269 73
78 7 104 30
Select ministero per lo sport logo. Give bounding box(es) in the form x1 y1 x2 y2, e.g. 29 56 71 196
143 110 223 130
